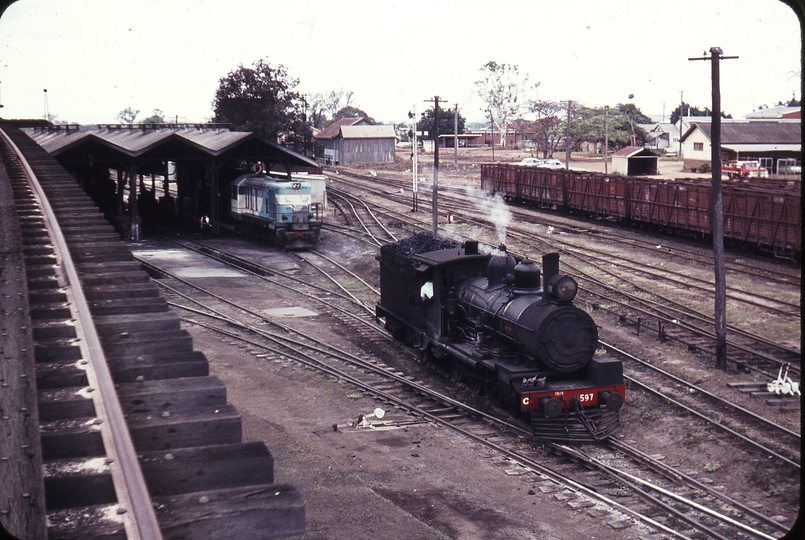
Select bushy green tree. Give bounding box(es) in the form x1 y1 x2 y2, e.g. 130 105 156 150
332 106 375 125
416 107 465 140
670 102 731 124
212 59 311 152
139 109 166 125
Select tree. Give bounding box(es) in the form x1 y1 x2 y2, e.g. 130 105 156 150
670 102 731 124
616 102 652 146
307 89 358 129
212 59 311 152
561 104 607 154
307 93 328 129
139 109 166 125
475 61 535 147
525 99 563 157
332 106 375 125
416 106 465 140
324 89 355 121
117 107 139 124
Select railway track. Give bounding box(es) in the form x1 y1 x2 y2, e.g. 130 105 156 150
136 233 793 539
0 124 305 539
135 217 798 538
327 186 402 245
329 168 801 380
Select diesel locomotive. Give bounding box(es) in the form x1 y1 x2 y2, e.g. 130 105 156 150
376 233 625 442
228 172 322 250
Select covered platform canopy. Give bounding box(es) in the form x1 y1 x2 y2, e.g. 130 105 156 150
25 124 320 239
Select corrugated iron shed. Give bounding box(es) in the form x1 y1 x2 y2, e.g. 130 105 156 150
314 118 368 140
340 125 396 139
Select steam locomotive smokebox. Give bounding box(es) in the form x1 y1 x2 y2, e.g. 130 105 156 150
584 356 623 386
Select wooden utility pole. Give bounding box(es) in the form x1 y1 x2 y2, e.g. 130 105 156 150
690 47 738 370
454 103 459 166
425 96 445 235
604 106 609 175
564 100 573 170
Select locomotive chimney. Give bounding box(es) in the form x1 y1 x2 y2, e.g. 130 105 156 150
464 240 479 255
542 253 560 285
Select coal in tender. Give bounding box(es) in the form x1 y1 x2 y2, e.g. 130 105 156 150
382 232 460 258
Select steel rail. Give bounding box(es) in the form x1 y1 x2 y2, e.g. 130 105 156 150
177 309 749 540
328 187 400 243
604 341 800 441
560 444 778 540
293 251 375 313
608 439 792 535
0 129 164 540
327 191 383 246
560 242 800 317
604 356 801 469
308 249 380 296
158 251 780 540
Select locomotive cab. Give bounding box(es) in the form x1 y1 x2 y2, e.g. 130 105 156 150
228 173 322 249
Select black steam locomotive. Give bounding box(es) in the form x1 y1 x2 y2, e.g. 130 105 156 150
376 233 625 442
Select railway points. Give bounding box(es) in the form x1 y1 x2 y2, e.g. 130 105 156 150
1 128 800 539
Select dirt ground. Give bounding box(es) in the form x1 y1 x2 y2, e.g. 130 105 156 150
172 239 660 540
173 151 800 539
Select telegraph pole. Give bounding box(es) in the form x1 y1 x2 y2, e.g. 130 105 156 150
454 103 459 166
564 100 573 170
604 106 609 175
690 47 738 370
425 96 445 235
678 90 684 158
488 109 495 161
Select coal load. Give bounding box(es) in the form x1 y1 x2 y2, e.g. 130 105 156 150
381 232 460 259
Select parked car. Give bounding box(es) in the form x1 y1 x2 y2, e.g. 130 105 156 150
665 148 678 157
518 157 545 167
537 159 564 170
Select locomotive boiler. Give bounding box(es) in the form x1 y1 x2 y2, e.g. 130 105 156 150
376 233 625 441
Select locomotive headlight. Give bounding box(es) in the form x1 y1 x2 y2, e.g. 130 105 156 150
546 274 578 302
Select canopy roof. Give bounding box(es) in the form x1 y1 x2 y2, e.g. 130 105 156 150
26 124 318 174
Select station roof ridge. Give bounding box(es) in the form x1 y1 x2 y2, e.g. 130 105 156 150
24 124 319 170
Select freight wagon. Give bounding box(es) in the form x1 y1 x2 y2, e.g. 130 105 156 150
480 164 800 258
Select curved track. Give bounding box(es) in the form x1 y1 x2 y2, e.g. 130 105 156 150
139 220 797 539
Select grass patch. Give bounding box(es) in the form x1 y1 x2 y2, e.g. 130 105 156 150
704 461 722 472
642 409 663 421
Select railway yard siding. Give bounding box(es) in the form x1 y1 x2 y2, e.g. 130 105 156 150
481 163 801 258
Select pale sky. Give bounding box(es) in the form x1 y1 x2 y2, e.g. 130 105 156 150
0 0 801 126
